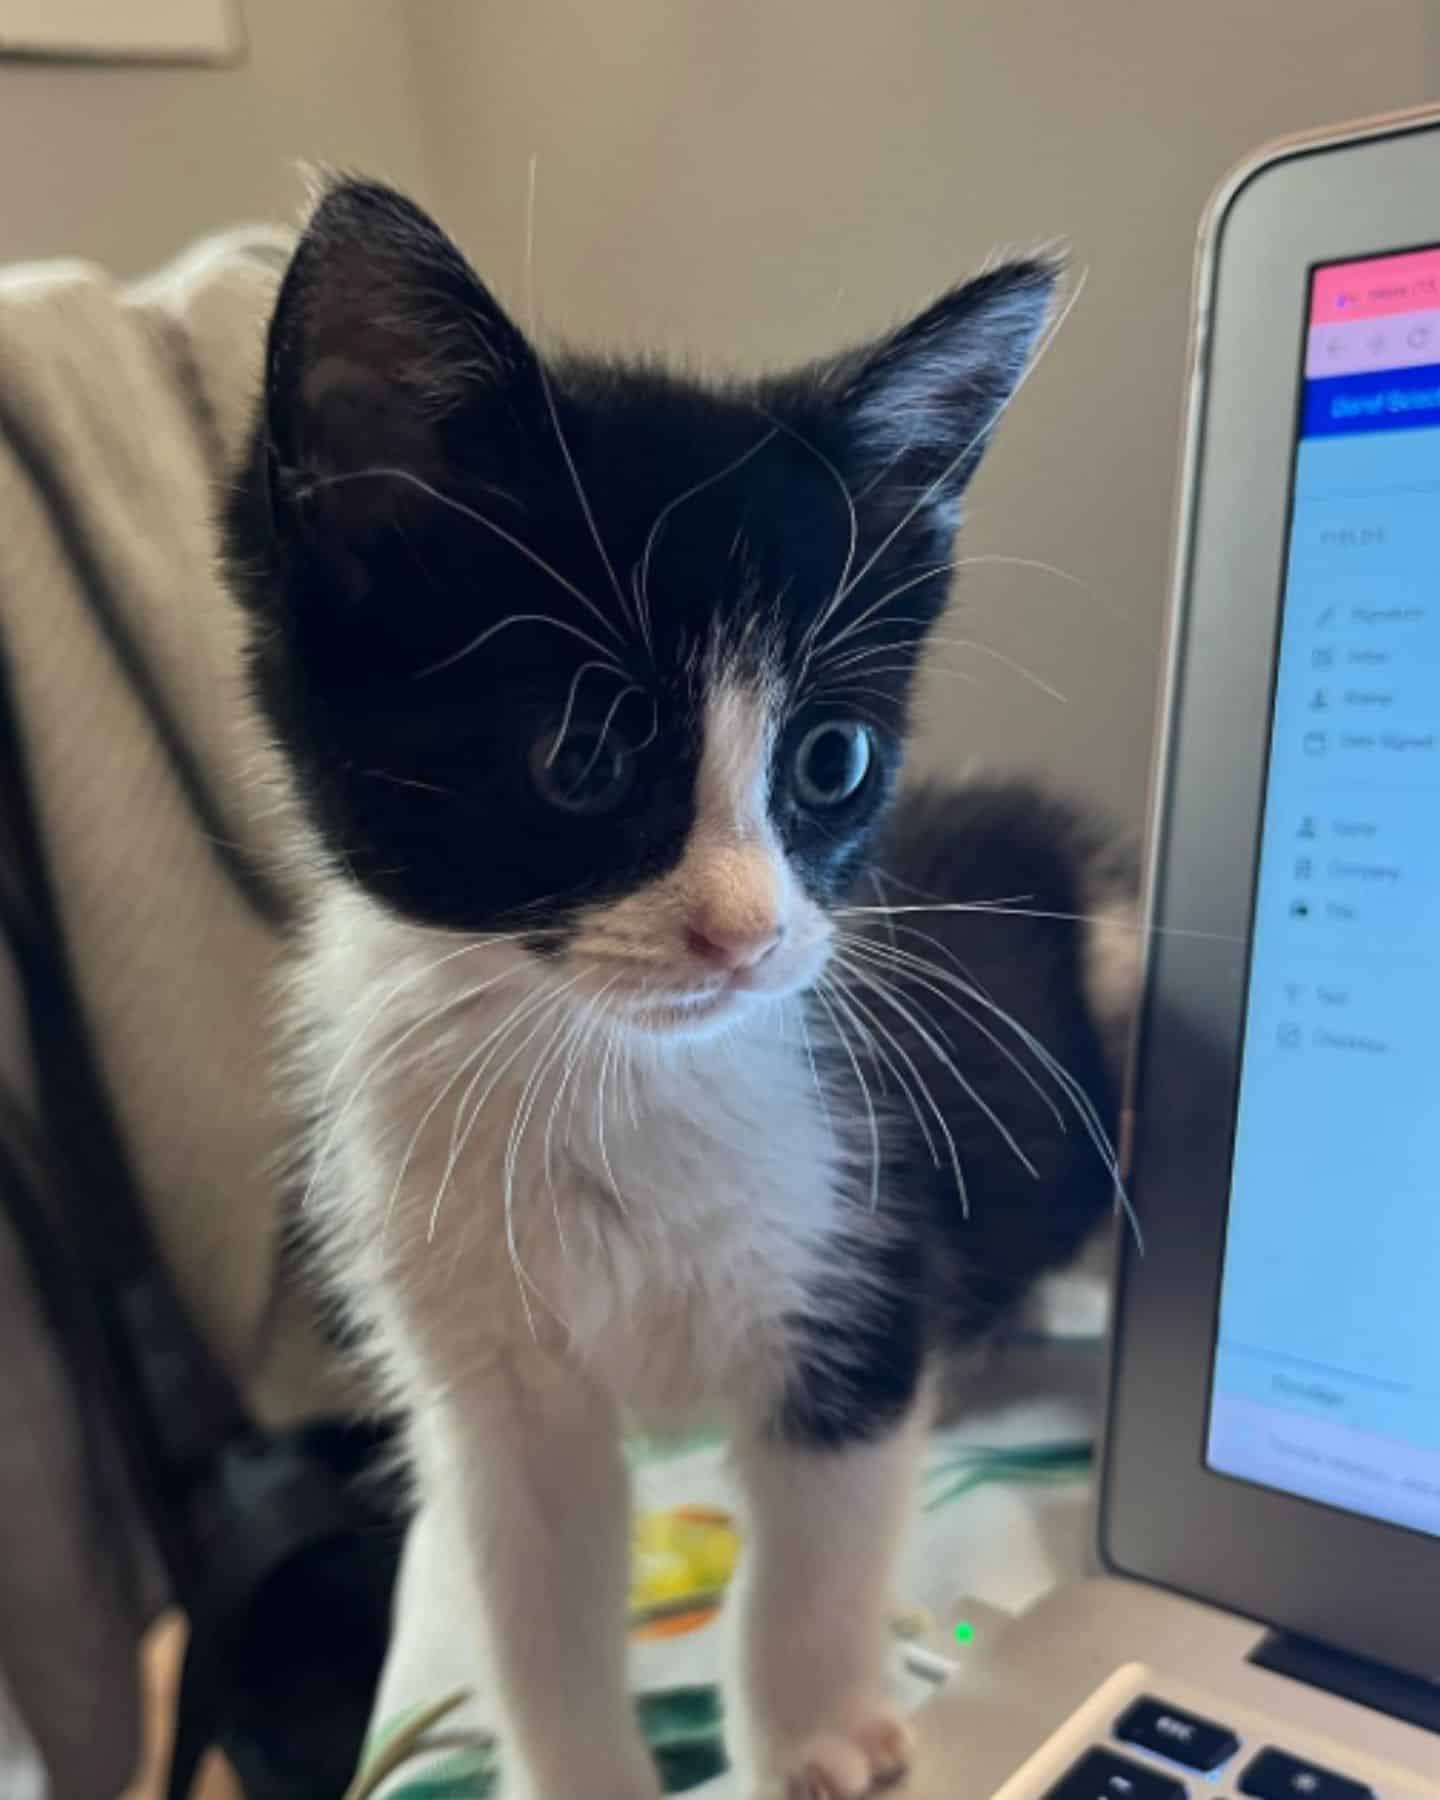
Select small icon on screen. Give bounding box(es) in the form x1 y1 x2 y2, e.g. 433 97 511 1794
1310 689 1329 712
1408 323 1432 351
1297 815 1317 838
1312 646 1335 670
1304 731 1328 757
1294 856 1313 880
1290 899 1312 920
1314 606 1336 630
1285 983 1304 1006
1277 1022 1302 1051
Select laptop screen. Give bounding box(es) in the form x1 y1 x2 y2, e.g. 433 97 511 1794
1206 243 1440 1538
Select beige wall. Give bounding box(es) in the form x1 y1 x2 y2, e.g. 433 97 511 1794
401 1 1437 829
0 0 432 276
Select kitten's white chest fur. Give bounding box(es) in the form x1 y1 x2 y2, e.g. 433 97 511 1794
303 887 849 1432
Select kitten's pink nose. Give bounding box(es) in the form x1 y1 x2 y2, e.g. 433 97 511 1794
686 917 784 972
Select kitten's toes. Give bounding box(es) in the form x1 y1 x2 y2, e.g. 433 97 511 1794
763 1704 915 1798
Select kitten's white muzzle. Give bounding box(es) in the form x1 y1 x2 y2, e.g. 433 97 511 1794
582 929 835 1040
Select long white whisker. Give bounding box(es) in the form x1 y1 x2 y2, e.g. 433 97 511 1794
546 660 623 765
632 696 661 754
636 428 780 645
794 999 834 1132
433 976 588 1238
828 677 969 708
307 965 526 1212
848 930 1138 1248
928 637 1066 703
810 641 927 678
838 949 1040 1182
593 1019 626 1207
421 611 624 681
810 551 1085 675
504 993 592 1267
828 969 970 1213
435 979 589 1335
569 683 642 794
442 981 556 1165
841 935 1065 1137
810 562 955 667
496 979 604 1332
823 974 941 1172
299 466 625 654
313 935 519 1118
835 899 1241 946
949 551 1085 586
382 979 560 1239
750 408 860 667
543 977 620 1197
818 639 1056 705
619 1021 641 1134
384 1003 531 1237
526 153 633 635
836 891 1033 919
811 980 882 1211
871 868 899 958
886 917 1002 1006
984 1002 1139 1251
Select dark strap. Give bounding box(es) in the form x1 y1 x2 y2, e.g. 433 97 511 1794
0 653 245 1597
0 390 291 930
0 651 390 1798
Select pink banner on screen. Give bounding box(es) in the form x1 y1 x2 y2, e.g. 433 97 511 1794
1311 247 1440 325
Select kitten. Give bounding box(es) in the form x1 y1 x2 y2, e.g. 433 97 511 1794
228 179 1131 1800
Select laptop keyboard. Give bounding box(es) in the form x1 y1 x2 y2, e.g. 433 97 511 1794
1040 1692 1378 1798
1116 1696 1240 1770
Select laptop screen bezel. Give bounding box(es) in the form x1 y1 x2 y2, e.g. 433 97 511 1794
1099 113 1440 1683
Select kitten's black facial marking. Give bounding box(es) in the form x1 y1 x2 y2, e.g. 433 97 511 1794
529 715 639 816
228 179 1058 943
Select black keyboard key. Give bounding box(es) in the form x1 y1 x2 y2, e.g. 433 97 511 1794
1116 1694 1240 1771
1239 1746 1375 1800
1043 1746 1187 1800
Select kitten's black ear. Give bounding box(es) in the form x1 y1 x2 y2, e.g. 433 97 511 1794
262 178 536 571
830 258 1061 526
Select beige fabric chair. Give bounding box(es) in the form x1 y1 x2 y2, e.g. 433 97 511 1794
0 227 352 1799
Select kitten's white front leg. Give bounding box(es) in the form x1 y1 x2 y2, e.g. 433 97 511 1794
420 1355 659 1800
733 1410 925 1800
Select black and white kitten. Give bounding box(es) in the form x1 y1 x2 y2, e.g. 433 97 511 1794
229 180 1133 1800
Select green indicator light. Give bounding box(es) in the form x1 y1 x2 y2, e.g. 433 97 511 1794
953 1620 975 1646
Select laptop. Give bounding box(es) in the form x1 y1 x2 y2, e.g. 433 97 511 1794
903 106 1440 1799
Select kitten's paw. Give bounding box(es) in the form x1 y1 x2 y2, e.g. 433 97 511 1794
759 1703 915 1798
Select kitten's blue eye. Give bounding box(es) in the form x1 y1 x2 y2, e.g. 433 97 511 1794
530 724 635 815
793 721 873 809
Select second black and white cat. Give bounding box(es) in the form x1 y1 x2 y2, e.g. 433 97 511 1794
229 180 1135 1799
